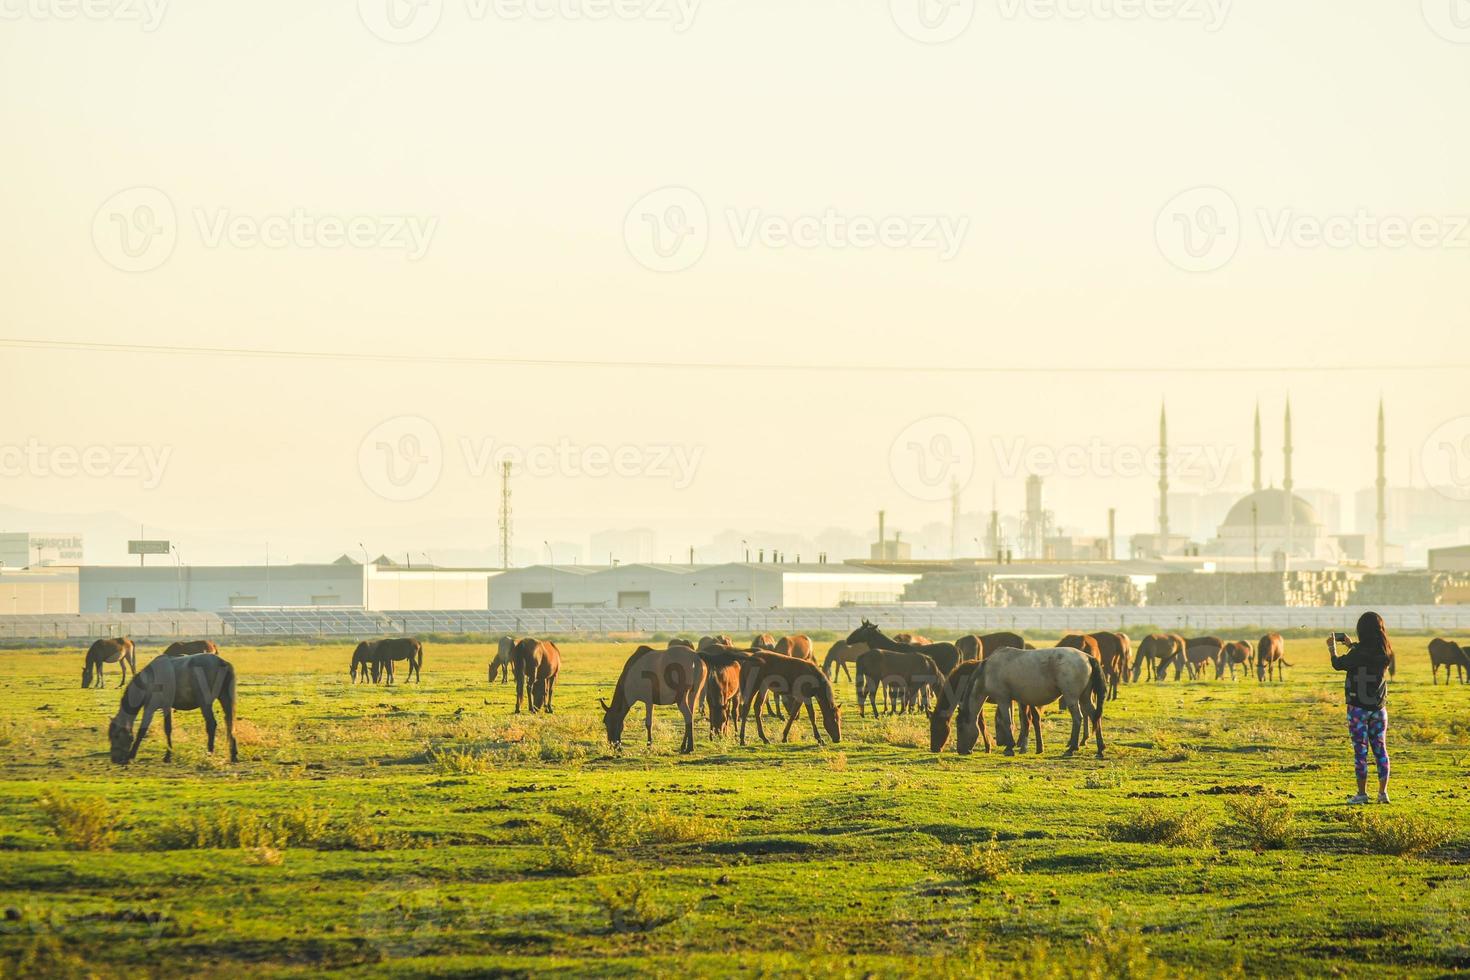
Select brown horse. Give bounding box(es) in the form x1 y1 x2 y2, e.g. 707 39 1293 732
667 638 695 650
699 648 747 737
1256 632 1291 682
1134 633 1186 681
512 638 559 713
738 652 841 745
751 633 777 651
83 637 136 689
1429 638 1470 685
1217 640 1254 680
601 645 707 752
350 642 379 684
1088 632 1129 699
854 649 941 716
697 635 733 651
108 653 238 765
1184 636 1224 680
774 635 815 663
358 637 423 684
822 640 866 681
162 640 219 657
928 659 1040 754
894 632 931 645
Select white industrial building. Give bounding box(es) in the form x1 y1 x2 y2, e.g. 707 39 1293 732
485 562 921 610
0 532 83 569
77 563 500 613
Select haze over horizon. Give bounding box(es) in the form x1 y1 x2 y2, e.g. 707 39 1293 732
3 1 1469 567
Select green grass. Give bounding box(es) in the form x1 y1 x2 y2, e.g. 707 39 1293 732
0 635 1467 976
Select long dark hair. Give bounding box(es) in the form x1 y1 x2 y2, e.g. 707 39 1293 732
1355 611 1393 661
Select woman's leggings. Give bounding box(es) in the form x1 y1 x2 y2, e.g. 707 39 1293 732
1347 706 1390 782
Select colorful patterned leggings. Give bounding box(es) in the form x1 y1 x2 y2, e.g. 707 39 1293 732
1347 706 1389 782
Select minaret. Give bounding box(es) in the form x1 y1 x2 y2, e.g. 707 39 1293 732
1252 402 1263 492
1282 400 1294 568
1376 399 1387 568
1158 403 1170 544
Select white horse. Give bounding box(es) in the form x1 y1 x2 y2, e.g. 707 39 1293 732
957 647 1105 758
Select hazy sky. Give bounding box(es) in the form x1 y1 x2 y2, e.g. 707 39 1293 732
2 0 1469 564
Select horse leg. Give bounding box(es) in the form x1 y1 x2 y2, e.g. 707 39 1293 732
805 698 823 745
645 701 654 746
514 670 524 713
162 708 174 763
998 701 1016 756
754 690 772 745
201 703 217 754
1031 707 1043 755
780 697 801 743
679 699 694 754
1014 702 1029 753
544 676 556 714
128 706 156 762
1092 700 1105 758
1064 699 1081 756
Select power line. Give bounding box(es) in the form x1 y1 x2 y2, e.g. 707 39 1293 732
0 336 1465 376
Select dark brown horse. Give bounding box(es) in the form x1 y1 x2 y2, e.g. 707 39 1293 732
83 637 136 689
108 653 237 764
1134 633 1186 681
512 638 559 713
846 619 963 677
1256 632 1291 682
356 637 424 685
822 640 866 681
698 647 748 737
1429 637 1470 685
601 645 708 752
1185 636 1225 680
854 649 941 716
1088 632 1129 699
774 635 815 663
1217 640 1254 680
737 652 841 745
162 640 219 657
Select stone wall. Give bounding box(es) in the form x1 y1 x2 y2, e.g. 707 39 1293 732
1351 572 1470 606
903 573 1142 608
1148 571 1359 607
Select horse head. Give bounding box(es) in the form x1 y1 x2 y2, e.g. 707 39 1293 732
82 663 93 689
599 697 624 746
107 715 134 764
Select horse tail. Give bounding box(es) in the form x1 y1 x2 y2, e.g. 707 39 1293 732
1088 660 1106 721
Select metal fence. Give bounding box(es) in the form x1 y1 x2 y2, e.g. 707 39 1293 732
4 604 1470 643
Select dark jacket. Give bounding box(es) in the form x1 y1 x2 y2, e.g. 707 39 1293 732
1330 642 1390 711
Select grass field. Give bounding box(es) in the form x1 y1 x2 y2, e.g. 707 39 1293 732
1 633 1468 978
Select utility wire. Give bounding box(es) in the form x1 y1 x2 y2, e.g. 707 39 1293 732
0 337 1465 375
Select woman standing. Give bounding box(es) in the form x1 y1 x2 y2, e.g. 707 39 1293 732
1329 611 1393 804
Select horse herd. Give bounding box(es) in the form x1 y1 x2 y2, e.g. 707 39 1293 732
75 625 1470 767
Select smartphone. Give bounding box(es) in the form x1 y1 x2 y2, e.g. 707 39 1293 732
1331 632 1350 645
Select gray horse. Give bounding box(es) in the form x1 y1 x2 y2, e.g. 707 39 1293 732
108 653 238 764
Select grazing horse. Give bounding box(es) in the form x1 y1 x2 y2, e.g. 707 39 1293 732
1184 636 1224 680
361 637 424 685
667 638 695 650
822 640 866 681
774 635 815 663
928 660 1040 754
854 649 941 716
1429 638 1470 685
699 648 747 737
108 653 238 765
83 637 136 689
601 645 708 752
751 633 777 651
512 638 559 713
893 632 931 645
846 619 962 677
697 635 733 651
162 640 218 657
1088 632 1129 698
957 647 1105 758
350 642 379 684
737 652 841 745
1256 632 1291 682
488 636 516 683
1134 633 1186 681
1217 640 1254 680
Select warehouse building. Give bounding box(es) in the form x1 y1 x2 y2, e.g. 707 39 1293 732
485 562 921 610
